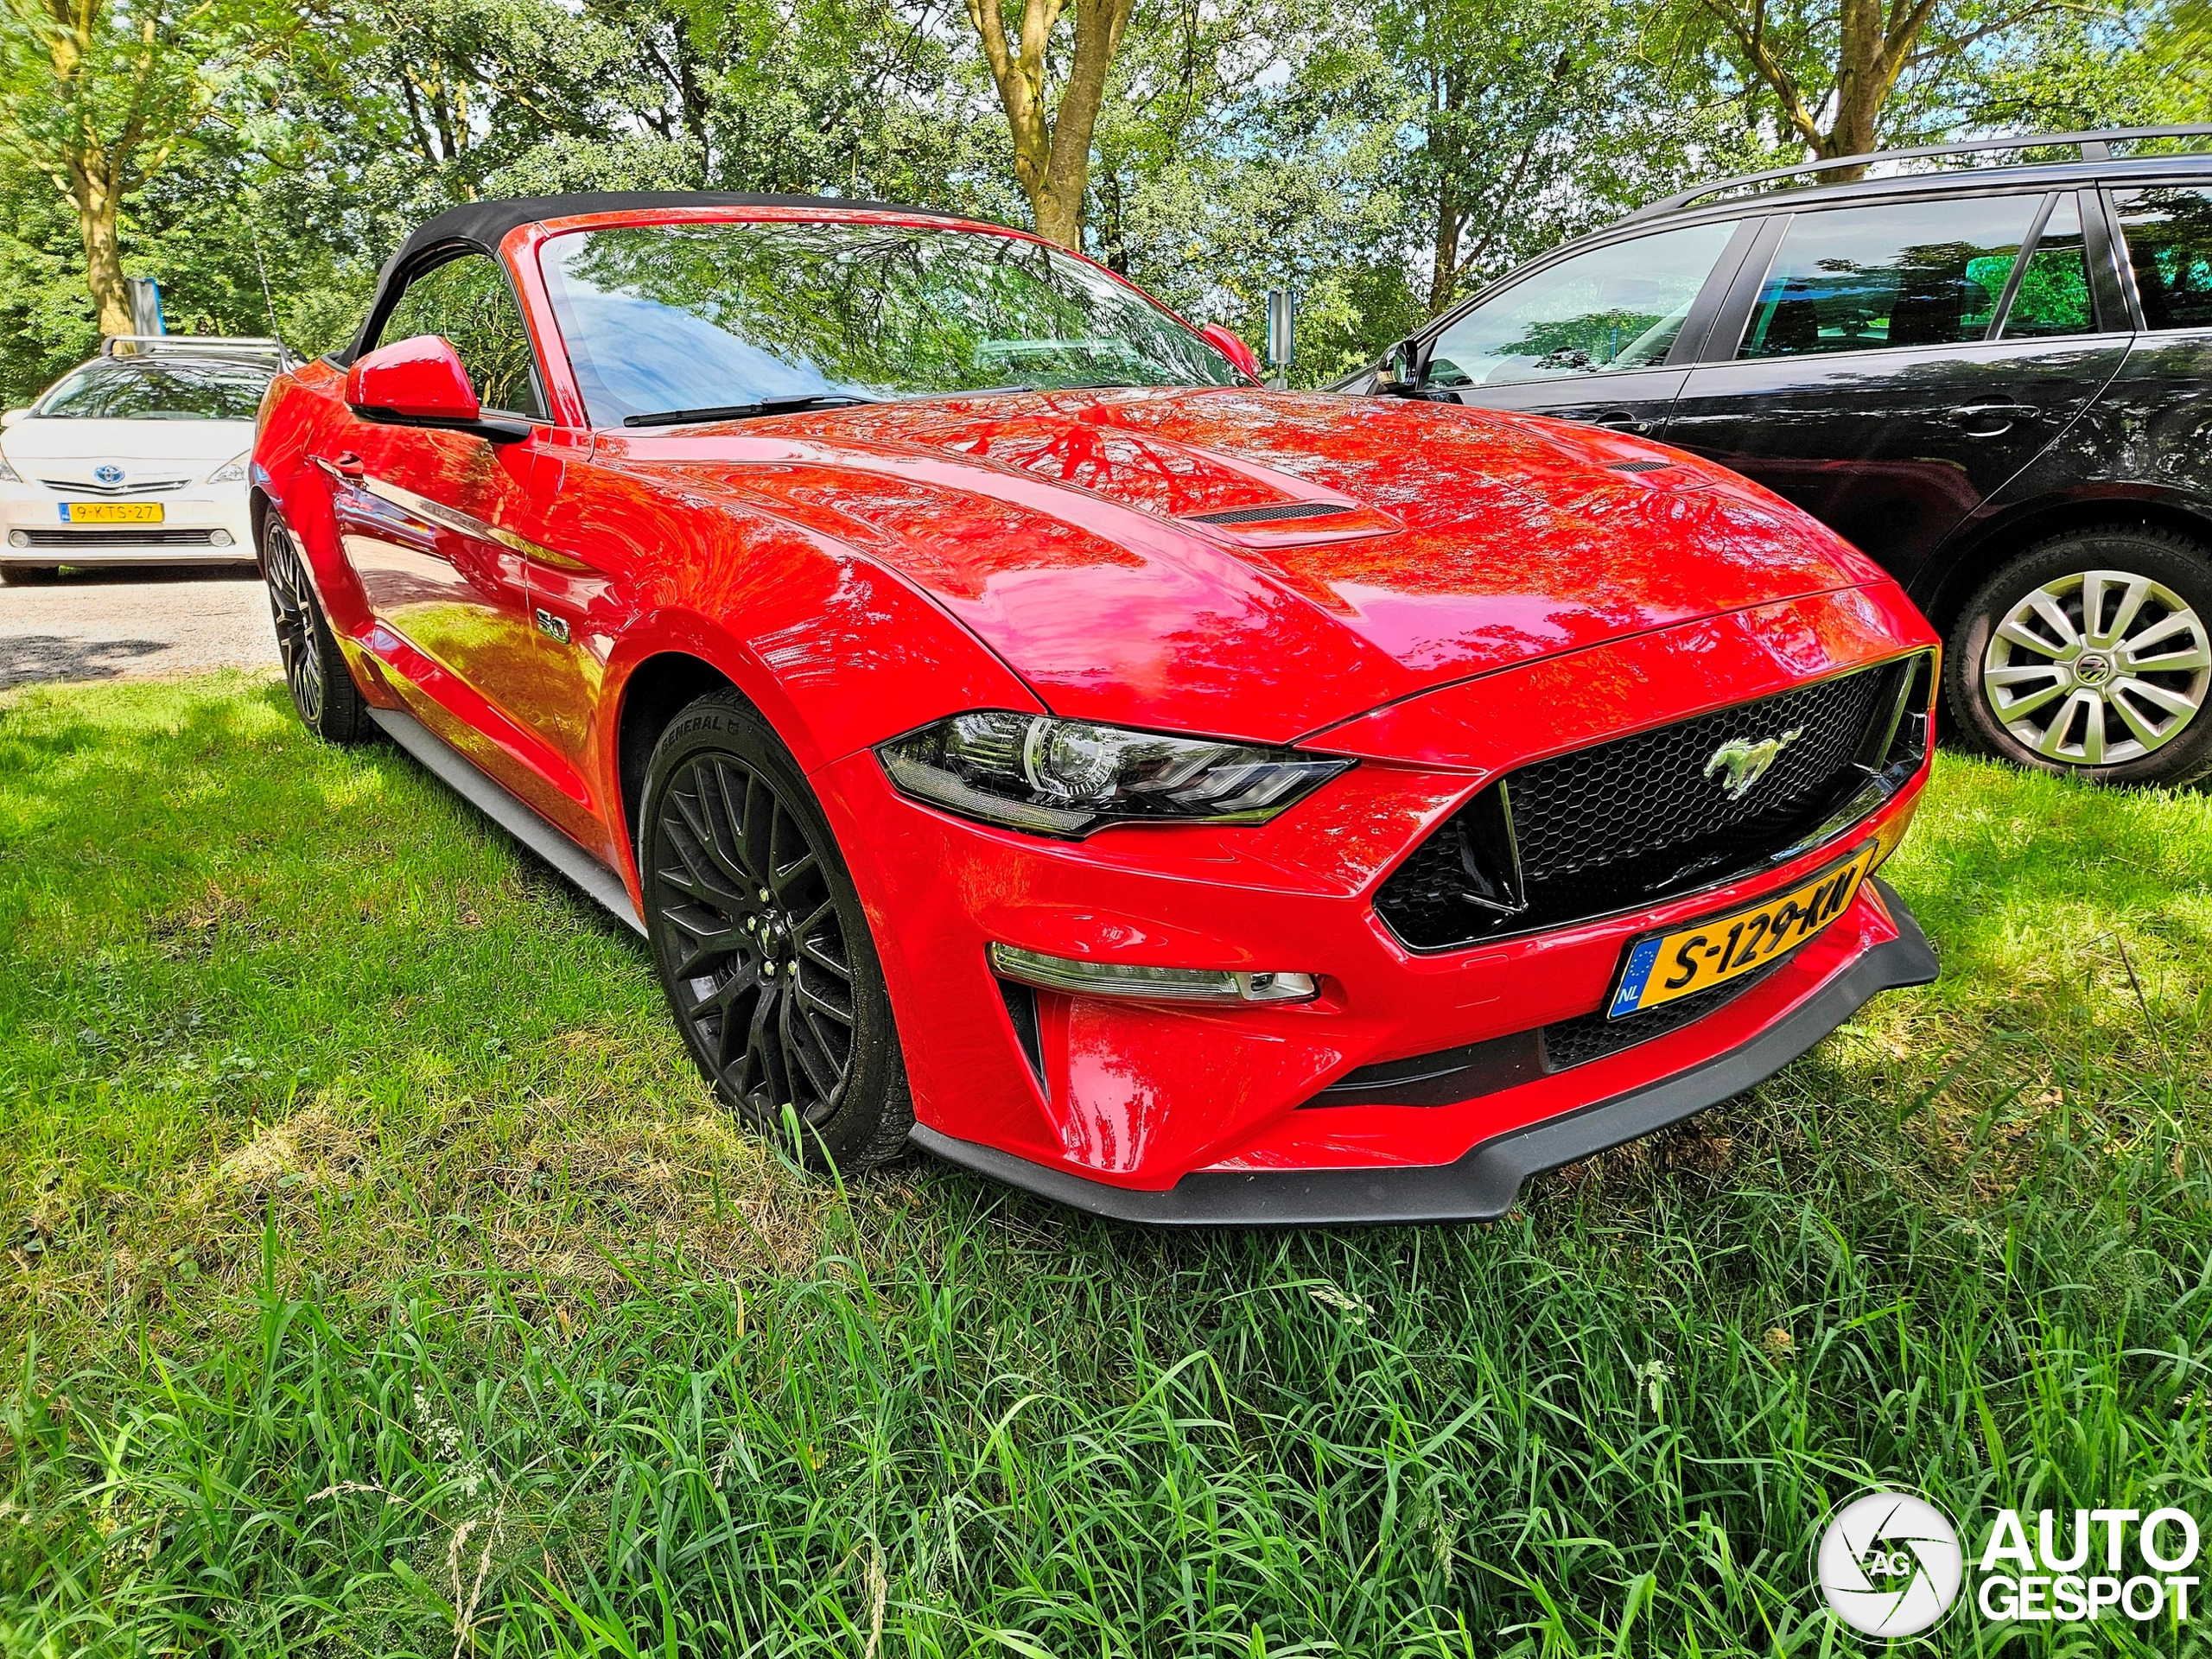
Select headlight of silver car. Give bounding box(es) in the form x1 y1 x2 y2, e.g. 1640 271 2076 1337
0 454 20 484
878 711 1352 836
207 451 249 484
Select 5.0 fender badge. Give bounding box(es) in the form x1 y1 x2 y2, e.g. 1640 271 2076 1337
1704 727 1804 800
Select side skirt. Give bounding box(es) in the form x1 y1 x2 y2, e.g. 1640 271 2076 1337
911 879 1938 1228
367 706 645 937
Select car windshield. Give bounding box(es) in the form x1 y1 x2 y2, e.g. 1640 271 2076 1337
37 359 270 420
538 219 1243 425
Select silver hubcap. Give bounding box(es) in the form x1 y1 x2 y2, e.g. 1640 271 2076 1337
1982 568 2211 766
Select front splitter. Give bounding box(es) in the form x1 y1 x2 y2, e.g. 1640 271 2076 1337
909 878 1938 1227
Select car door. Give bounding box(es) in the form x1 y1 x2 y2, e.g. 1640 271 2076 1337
1419 217 1758 438
315 254 596 835
1664 191 2131 593
2098 180 2212 507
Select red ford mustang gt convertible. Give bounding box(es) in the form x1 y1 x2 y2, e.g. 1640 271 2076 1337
251 192 1940 1224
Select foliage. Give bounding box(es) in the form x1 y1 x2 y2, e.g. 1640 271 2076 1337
0 0 2194 413
0 0 315 340
2 672 2210 1653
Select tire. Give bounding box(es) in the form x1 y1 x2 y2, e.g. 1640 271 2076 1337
638 690 912 1171
262 513 371 744
1946 524 2212 788
0 564 59 585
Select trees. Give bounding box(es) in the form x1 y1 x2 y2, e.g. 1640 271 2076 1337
1671 0 2075 179
0 0 283 336
963 0 1137 246
1376 0 1770 315
1380 0 1624 315
0 0 2184 401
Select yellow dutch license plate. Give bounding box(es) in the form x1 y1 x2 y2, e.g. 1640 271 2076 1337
61 501 162 524
1606 843 1880 1019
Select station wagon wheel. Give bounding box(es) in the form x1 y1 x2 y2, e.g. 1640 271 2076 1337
1948 525 2212 788
640 690 912 1170
261 514 371 744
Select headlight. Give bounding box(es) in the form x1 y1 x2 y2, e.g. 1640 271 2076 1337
0 454 19 484
878 711 1352 836
207 451 249 484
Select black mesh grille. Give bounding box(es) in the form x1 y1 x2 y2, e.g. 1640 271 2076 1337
1185 500 1353 526
1376 661 1905 951
1541 959 1785 1071
1371 822 1491 952
1512 668 1885 883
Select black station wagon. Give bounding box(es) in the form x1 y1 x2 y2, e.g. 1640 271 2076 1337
1352 126 2212 789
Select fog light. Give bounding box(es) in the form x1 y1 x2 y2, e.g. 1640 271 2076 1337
6 530 25 548
207 529 233 547
988 942 1318 1004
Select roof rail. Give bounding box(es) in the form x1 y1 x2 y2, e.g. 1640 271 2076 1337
101 334 295 364
1629 124 2212 221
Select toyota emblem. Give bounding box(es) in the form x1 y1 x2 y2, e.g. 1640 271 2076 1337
94 463 124 486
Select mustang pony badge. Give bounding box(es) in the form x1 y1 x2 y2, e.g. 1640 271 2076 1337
1704 727 1804 800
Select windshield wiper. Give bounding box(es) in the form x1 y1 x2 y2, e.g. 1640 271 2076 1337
622 392 880 428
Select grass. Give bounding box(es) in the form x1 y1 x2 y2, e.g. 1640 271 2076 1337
0 670 2209 1656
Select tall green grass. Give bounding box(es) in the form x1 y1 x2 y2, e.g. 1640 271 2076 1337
2 673 2209 1656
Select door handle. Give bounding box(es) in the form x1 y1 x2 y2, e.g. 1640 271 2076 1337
1948 404 2039 435
1593 415 1649 434
315 452 365 480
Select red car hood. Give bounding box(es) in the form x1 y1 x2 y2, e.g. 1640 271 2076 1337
604 387 1889 747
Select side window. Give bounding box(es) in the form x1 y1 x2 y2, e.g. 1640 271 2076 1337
2112 187 2212 331
375 255 545 418
1999 195 2095 339
1738 195 2041 359
1426 220 1740 390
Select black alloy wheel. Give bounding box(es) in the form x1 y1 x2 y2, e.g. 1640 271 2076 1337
640 690 912 1170
262 514 370 743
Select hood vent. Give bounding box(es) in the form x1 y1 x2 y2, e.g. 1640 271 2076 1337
1183 500 1357 527
1606 460 1673 475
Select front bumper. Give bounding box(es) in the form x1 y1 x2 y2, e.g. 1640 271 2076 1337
810 583 1940 1218
1 480 254 564
911 878 1935 1224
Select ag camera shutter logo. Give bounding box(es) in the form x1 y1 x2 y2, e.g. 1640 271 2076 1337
1816 1490 1965 1637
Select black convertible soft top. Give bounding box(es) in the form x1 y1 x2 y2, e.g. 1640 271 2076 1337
339 191 980 365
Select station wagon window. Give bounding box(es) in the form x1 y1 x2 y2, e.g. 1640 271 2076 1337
1999 195 2094 339
375 254 544 418
2112 187 2212 331
1425 221 1740 389
1738 195 2043 358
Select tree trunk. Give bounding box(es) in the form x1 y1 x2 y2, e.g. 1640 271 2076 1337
66 157 134 338
1097 164 1128 272
1703 0 1942 186
963 0 1135 249
1429 180 1459 315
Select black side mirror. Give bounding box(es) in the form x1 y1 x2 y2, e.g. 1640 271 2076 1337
1376 337 1426 396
